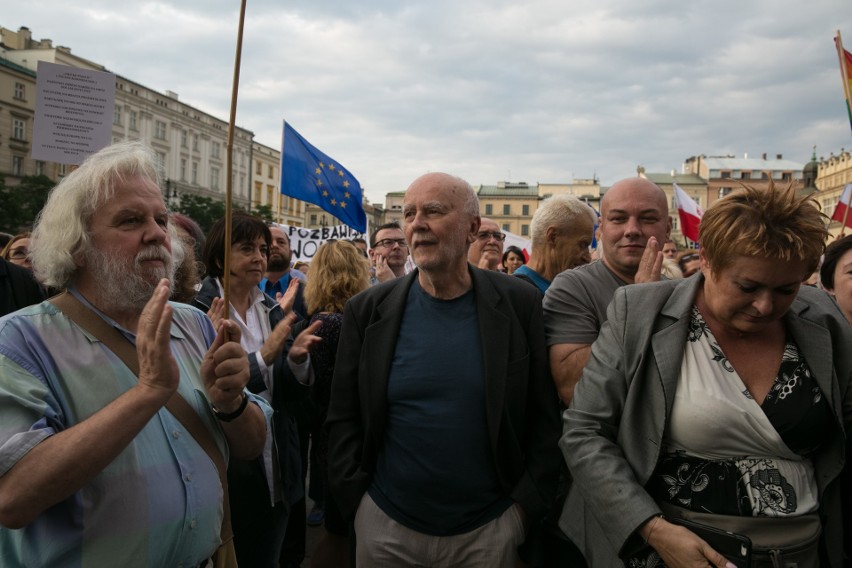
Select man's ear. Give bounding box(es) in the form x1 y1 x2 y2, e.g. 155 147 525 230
545 226 559 245
468 217 481 244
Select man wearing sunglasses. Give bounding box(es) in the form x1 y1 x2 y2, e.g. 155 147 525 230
468 218 505 271
369 222 409 284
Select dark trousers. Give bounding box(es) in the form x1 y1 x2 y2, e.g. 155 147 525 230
229 459 291 568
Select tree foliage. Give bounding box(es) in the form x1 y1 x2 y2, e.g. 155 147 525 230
252 204 275 224
0 175 56 234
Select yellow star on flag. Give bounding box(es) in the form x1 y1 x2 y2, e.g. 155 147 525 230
343 181 349 188
322 190 329 197
330 198 337 206
338 170 344 177
344 191 350 198
328 164 336 171
315 167 321 175
340 201 347 208
316 179 323 186
319 162 325 169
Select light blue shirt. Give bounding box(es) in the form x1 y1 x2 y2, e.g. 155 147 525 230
0 296 271 568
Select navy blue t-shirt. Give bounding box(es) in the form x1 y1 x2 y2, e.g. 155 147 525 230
369 279 510 535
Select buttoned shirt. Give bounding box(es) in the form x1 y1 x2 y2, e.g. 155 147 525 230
0 292 271 568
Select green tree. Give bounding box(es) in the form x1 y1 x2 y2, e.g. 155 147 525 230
252 204 275 224
172 194 229 235
0 175 55 233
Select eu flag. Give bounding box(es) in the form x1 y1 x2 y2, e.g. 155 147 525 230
280 121 367 232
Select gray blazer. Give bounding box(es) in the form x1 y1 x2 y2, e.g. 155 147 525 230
560 275 852 567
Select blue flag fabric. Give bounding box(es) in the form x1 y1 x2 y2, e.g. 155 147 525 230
280 121 367 232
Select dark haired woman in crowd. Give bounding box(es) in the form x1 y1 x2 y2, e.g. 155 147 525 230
193 212 321 568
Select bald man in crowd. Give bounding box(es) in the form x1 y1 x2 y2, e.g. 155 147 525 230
468 218 504 271
543 177 671 404
328 172 559 567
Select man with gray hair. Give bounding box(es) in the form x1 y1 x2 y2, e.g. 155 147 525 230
328 172 560 567
0 141 270 566
514 194 597 295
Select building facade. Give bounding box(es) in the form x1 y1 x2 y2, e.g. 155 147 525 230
816 148 852 240
682 153 803 207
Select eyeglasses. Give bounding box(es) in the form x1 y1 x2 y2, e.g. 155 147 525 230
8 248 29 260
374 238 408 249
476 231 506 242
680 253 699 262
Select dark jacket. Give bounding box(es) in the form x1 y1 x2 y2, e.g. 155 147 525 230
193 276 309 507
326 267 562 524
0 259 45 318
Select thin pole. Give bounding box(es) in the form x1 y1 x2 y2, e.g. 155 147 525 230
222 0 248 320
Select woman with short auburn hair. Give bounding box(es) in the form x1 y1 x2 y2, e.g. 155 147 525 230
561 182 851 567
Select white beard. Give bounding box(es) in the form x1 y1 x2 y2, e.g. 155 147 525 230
83 243 176 313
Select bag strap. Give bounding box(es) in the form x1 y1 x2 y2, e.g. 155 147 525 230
49 291 233 542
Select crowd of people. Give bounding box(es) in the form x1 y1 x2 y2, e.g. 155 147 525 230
0 139 850 568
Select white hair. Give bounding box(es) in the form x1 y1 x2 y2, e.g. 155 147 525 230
31 141 161 289
530 194 597 245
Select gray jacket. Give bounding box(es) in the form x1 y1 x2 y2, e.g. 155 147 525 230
560 275 852 567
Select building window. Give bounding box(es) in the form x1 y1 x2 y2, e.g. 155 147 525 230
35 161 45 176
192 161 199 184
129 110 138 131
782 172 792 181
521 224 529 236
154 121 167 140
256 160 262 175
720 171 731 179
761 172 769 180
192 135 199 151
181 130 188 148
485 204 493 215
268 164 274 177
211 167 220 190
503 204 511 215
522 204 530 216
719 187 733 198
113 106 122 126
180 159 187 181
741 171 751 180
14 82 25 100
12 156 23 176
310 214 317 225
156 152 166 171
12 118 26 141
502 223 510 231
212 142 221 159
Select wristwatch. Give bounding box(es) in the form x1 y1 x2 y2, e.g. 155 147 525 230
212 392 249 422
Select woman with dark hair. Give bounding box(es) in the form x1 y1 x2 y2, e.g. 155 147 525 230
820 234 852 326
193 212 321 568
502 245 526 275
561 182 851 567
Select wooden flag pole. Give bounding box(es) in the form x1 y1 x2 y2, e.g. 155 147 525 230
222 0 249 322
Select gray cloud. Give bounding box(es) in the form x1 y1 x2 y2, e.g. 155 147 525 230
4 0 851 202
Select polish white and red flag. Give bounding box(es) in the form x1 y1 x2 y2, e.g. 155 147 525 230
831 184 852 230
673 183 704 243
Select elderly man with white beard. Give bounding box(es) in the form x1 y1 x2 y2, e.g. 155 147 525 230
0 141 270 567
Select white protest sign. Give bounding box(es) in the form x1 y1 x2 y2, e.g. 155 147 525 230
274 223 367 262
32 61 115 164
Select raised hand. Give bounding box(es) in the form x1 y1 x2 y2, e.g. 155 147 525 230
136 279 179 400
201 319 250 413
288 320 323 364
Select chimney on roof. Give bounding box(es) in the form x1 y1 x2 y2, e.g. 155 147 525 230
776 154 782 160
762 153 767 160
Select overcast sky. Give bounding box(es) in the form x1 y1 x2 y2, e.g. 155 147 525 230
4 1 852 203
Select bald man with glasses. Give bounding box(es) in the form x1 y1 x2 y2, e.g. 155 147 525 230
468 218 505 271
